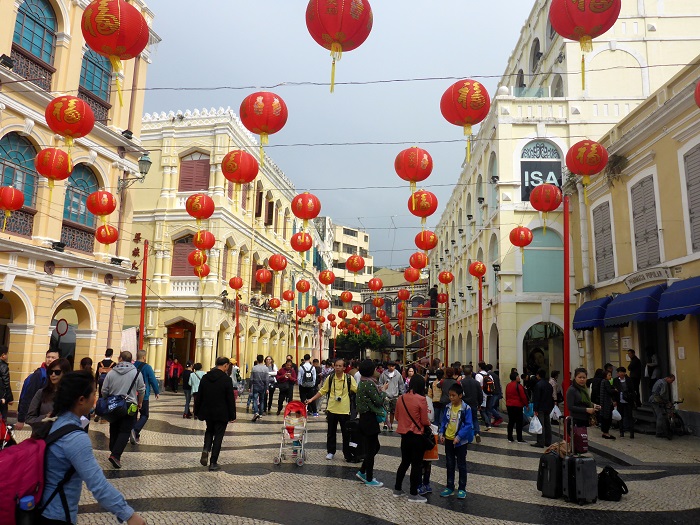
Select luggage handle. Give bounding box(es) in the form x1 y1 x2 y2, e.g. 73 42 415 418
564 416 574 456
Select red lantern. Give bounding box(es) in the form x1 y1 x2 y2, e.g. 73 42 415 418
229 277 244 290
437 293 449 304
404 267 420 283
396 304 404 313
530 183 563 232
338 310 348 319
352 305 363 315
255 268 272 284
340 291 353 303
282 290 295 302
45 96 95 164
188 250 207 267
318 299 330 310
86 190 117 221
438 271 454 285
566 140 609 202
397 289 410 301
222 149 259 184
317 316 326 324
81 0 149 104
469 261 487 278
330 321 337 328
306 0 373 92
306 305 317 315
510 226 534 249
372 297 384 308
319 270 335 286
346 255 365 274
368 278 383 292
193 230 216 251
34 148 72 190
409 252 428 270
291 192 322 230
296 279 311 293
362 314 371 323
268 254 288 272
95 224 119 245
376 309 386 318
327 313 336 322
193 264 210 279
297 309 308 319
408 190 438 225
415 230 438 252
269 298 281 309
0 186 25 231
395 147 434 196
440 79 491 160
239 92 288 164
290 232 313 252
186 193 215 226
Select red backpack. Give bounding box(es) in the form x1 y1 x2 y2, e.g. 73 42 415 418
0 424 83 525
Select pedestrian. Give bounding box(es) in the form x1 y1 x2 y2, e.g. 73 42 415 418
566 368 601 432
26 358 72 428
182 361 194 418
599 369 617 440
486 364 503 426
195 356 236 471
627 349 642 407
250 354 269 421
613 366 635 439
379 361 406 432
79 357 93 373
549 370 563 407
130 350 160 445
101 351 145 469
475 362 492 431
285 354 298 374
275 359 297 415
16 348 59 430
264 356 278 415
438 382 474 500
169 358 183 393
189 363 205 419
460 365 483 444
355 359 389 488
393 374 431 503
505 371 528 443
298 354 317 416
305 357 358 461
95 348 116 398
589 368 605 407
650 374 675 439
230 359 241 401
0 346 12 422
404 366 415 391
428 368 444 426
38 370 146 525
531 368 554 448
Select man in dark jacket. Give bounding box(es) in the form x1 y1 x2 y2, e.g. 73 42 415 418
0 346 12 422
532 368 554 448
15 348 59 430
460 365 484 443
195 356 236 471
626 349 642 407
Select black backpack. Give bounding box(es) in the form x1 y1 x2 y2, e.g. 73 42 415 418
300 364 315 387
598 465 628 501
481 373 495 395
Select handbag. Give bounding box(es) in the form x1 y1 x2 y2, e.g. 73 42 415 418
401 396 435 451
95 367 141 423
523 402 534 418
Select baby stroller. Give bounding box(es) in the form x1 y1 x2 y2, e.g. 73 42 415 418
0 419 16 450
273 401 308 467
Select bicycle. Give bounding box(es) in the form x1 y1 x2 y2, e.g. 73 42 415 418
666 400 692 438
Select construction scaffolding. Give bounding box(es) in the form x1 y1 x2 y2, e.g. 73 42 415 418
401 303 449 369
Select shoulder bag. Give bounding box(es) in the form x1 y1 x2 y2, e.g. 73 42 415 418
95 367 141 423
401 395 435 451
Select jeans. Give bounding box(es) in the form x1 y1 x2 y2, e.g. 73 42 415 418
277 383 293 413
535 412 552 446
251 387 265 416
299 385 317 413
169 375 179 392
652 403 668 436
203 420 228 464
395 432 424 495
360 432 381 482
506 405 524 441
109 413 136 460
480 398 491 427
421 460 432 485
487 394 502 421
133 399 150 436
183 389 192 415
266 385 276 412
444 438 468 491
470 405 481 435
433 402 444 429
619 402 634 435
326 412 350 458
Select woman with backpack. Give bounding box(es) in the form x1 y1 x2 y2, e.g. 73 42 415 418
26 358 72 429
39 370 146 524
188 363 205 419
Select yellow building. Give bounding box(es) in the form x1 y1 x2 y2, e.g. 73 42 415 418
571 59 700 430
329 223 373 315
0 0 158 398
126 108 331 378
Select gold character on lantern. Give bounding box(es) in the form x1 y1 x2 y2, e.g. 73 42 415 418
63 100 82 124
350 0 364 20
253 96 265 115
458 82 472 109
326 0 338 15
407 150 418 168
570 0 586 11
420 154 429 170
191 196 202 211
94 0 120 36
590 0 615 13
470 83 486 111
586 144 601 165
224 154 238 173
272 98 282 117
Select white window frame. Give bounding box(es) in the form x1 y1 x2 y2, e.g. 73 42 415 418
626 168 664 271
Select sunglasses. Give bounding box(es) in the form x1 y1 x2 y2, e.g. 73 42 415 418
48 369 63 376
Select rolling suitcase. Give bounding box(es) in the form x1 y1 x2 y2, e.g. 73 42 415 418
537 452 562 498
562 417 597 504
344 419 365 463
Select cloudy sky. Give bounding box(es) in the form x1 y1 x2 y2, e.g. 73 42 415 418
142 0 535 268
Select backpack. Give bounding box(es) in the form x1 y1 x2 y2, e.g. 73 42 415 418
300 364 315 388
597 465 628 501
19 367 47 413
0 423 83 524
97 360 115 387
481 372 495 395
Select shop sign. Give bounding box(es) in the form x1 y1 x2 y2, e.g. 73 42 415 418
167 327 185 339
624 267 671 290
520 161 562 201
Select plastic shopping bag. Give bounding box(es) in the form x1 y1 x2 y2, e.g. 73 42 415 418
523 402 534 418
528 415 543 435
612 408 622 422
550 405 562 421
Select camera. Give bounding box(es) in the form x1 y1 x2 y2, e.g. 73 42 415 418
335 396 342 402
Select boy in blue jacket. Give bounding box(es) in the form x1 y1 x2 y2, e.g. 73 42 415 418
438 383 474 499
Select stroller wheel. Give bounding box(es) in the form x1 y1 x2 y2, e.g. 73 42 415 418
273 456 281 465
296 457 304 467
302 450 307 460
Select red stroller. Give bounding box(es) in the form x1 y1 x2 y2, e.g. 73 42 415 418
273 401 308 466
0 419 16 450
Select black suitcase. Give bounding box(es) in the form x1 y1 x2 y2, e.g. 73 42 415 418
537 453 562 498
344 419 365 463
562 417 597 504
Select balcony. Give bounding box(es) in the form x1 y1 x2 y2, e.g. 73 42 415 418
61 222 95 253
170 278 200 296
513 86 548 98
11 44 54 92
5 208 35 237
77 86 111 125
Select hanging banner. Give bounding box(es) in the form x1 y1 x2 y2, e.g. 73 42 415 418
521 161 562 201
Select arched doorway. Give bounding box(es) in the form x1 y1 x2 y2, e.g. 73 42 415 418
523 322 563 376
466 331 473 365
488 324 499 368
51 299 93 369
166 320 196 367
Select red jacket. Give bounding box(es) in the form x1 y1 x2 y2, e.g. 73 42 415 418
505 381 529 408
395 392 430 435
276 367 297 384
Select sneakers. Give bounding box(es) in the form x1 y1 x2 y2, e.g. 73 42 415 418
326 453 334 460
508 439 514 443
492 418 503 427
408 494 427 503
365 479 383 487
457 490 467 499
208 463 221 472
108 455 121 469
129 430 137 445
200 450 209 466
423 484 433 494
440 488 455 498
417 484 426 495
392 489 405 497
252 414 261 422
517 440 527 444
313 413 320 417
356 471 367 482
475 434 481 444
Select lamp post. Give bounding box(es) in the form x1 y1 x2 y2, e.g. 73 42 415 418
478 276 483 363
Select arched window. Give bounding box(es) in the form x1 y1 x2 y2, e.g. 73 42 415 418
178 152 210 192
530 39 542 74
63 164 99 227
552 75 564 98
13 0 57 64
523 228 564 293
520 140 563 202
0 132 38 208
80 49 112 102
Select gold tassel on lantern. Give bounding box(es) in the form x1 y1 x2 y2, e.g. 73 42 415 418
330 43 343 94
2 211 10 232
259 133 268 168
463 124 473 163
108 56 124 107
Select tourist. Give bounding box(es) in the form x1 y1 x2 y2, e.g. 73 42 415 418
131 350 160 444
26 358 72 428
613 366 635 439
531 368 554 448
355 359 389 487
650 374 675 439
505 371 528 443
566 368 600 433
0 346 12 422
264 356 278 415
599 369 617 440
250 354 269 421
16 348 59 430
189 363 205 419
275 360 297 415
438 382 473 499
379 361 405 432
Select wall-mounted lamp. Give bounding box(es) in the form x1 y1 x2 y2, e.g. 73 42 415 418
458 292 464 297
444 249 449 254
434 264 439 269
467 214 473 221
491 175 499 184
556 51 565 64
458 228 464 234
477 197 485 204
535 51 544 60
450 240 455 245
492 263 501 272
439 257 444 262
51 241 65 252
0 54 14 70
467 285 473 291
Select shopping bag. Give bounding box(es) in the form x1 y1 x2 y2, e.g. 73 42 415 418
612 408 622 422
528 416 543 435
523 403 534 418
423 425 439 461
550 405 562 421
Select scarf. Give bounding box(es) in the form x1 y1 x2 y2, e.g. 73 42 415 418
574 381 593 407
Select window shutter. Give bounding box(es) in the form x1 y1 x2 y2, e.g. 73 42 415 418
171 236 193 276
643 178 660 267
631 176 660 269
178 161 196 192
222 245 229 281
274 207 279 232
684 145 700 252
255 191 263 218
265 201 274 226
593 202 614 281
227 181 233 200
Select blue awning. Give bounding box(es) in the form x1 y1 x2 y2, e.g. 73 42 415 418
573 297 612 331
658 276 700 321
604 284 667 327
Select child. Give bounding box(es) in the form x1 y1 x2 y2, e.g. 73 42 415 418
419 386 438 495
285 409 304 458
438 383 474 499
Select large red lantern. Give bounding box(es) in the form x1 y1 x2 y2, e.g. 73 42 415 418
193 230 216 251
415 230 438 252
346 255 365 274
318 299 330 310
440 79 491 160
229 277 244 290
95 224 119 245
404 267 421 283
327 313 336 322
372 297 384 308
409 252 428 270
437 293 449 304
306 0 373 92
194 264 210 279
291 192 322 230
566 140 609 203
438 271 454 285
81 0 149 105
282 290 295 302
268 254 288 272
269 298 281 309
290 232 313 252
317 316 326 324
34 148 72 190
86 190 117 222
530 183 563 232
186 193 215 227
340 291 353 303
319 270 335 286
188 250 207 267
221 149 259 206
368 278 383 292
510 226 534 262
397 289 410 301
338 310 348 319
296 279 311 293
0 186 24 231
352 305 363 315
469 261 487 278
408 190 438 225
395 147 434 197
297 309 308 319
45 96 95 165
239 92 288 164
255 268 272 284
306 305 317 315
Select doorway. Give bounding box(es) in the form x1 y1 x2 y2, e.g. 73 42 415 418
523 322 563 376
167 320 196 366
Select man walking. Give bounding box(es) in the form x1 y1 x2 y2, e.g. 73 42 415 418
486 364 504 426
429 284 438 317
650 374 675 439
613 366 635 439
475 362 493 431
0 346 12 422
131 350 160 445
195 356 236 471
306 358 358 461
379 361 405 432
531 368 554 448
627 349 642 407
298 354 317 415
15 348 59 430
101 351 145 468
249 355 269 421
460 365 483 443
275 360 297 415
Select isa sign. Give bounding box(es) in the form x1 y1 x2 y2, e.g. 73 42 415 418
521 161 562 201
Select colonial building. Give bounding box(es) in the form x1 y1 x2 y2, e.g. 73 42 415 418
571 59 700 430
430 0 700 377
0 0 158 397
329 222 374 314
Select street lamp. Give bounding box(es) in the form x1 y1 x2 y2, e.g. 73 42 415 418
118 152 153 191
